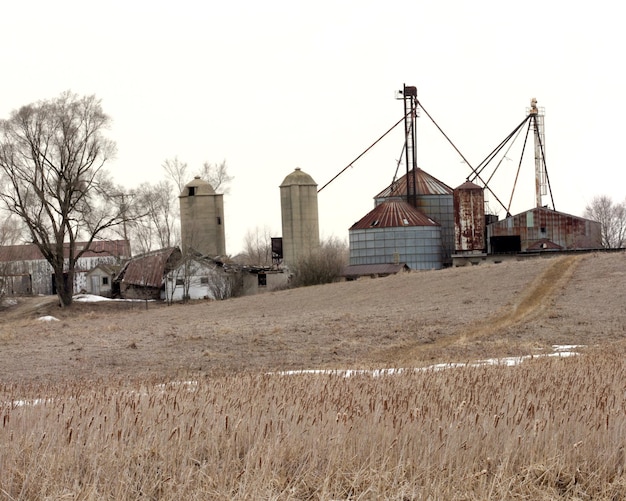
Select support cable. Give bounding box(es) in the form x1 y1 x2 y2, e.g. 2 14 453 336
416 99 511 214
507 121 532 214
317 111 409 193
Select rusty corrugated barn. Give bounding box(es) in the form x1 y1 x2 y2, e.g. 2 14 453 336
486 207 602 253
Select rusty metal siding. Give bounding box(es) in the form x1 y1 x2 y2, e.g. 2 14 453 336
487 207 602 252
453 181 485 253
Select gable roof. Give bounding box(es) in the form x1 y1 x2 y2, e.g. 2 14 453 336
0 240 131 263
117 247 182 288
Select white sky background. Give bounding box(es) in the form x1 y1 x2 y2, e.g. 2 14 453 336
2 1 624 254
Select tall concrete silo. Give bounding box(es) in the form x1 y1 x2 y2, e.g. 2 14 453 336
179 176 226 257
280 167 320 267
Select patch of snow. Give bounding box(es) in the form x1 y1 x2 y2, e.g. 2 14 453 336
276 346 585 377
553 344 585 351
73 294 154 303
73 294 113 302
37 315 59 322
2 298 18 307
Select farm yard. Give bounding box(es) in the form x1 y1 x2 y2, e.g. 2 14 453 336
1 252 625 499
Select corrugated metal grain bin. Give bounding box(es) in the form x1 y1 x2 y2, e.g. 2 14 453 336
349 200 442 270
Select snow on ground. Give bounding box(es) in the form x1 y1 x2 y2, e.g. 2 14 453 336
277 346 585 377
6 346 586 407
73 294 153 303
37 315 59 322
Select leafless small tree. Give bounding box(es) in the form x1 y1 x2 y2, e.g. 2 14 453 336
241 226 274 266
200 160 233 194
163 157 233 194
130 180 180 254
162 157 189 193
584 195 626 249
289 236 348 287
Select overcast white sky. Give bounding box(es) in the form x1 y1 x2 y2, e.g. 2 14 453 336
2 1 624 254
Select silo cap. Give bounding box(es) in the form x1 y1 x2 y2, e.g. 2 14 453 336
280 167 317 187
180 176 216 196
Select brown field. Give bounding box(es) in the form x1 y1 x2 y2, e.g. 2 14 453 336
1 252 625 499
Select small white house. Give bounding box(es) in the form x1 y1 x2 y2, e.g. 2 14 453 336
163 256 233 301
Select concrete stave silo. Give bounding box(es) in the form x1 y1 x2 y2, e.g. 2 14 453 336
179 176 226 257
280 167 320 267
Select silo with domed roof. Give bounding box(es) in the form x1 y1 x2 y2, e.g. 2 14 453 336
280 167 320 267
179 176 226 257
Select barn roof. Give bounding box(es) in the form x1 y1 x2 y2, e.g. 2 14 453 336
375 168 453 199
117 247 182 288
0 240 131 263
341 263 410 278
350 200 439 230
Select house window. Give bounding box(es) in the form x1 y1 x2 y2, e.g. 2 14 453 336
188 187 196 196
200 277 209 285
102 276 109 285
217 216 222 225
258 273 267 287
176 278 184 286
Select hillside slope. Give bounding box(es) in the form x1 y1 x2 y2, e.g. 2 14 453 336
0 252 624 384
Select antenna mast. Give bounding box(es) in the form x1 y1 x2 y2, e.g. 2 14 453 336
396 84 418 207
529 98 547 207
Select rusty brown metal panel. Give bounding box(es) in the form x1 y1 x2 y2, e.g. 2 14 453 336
350 200 439 230
375 168 453 199
487 208 602 251
453 181 485 252
121 247 181 288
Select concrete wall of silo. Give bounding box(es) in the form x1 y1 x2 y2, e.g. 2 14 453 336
280 168 320 267
179 177 226 257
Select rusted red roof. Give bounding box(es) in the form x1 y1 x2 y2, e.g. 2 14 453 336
341 263 410 277
375 168 453 199
118 247 181 288
350 200 439 230
0 240 131 262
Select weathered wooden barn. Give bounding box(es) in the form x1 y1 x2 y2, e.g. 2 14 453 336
115 247 182 300
0 240 131 296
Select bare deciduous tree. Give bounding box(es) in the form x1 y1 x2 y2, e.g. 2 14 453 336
131 181 180 254
200 160 233 194
584 195 626 249
162 157 189 193
0 91 126 306
241 226 274 266
163 157 233 194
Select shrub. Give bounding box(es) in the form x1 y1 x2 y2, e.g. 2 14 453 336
289 236 348 287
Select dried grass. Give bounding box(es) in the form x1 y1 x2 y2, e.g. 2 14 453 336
2 348 626 499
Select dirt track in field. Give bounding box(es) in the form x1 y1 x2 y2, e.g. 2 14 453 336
0 252 624 386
